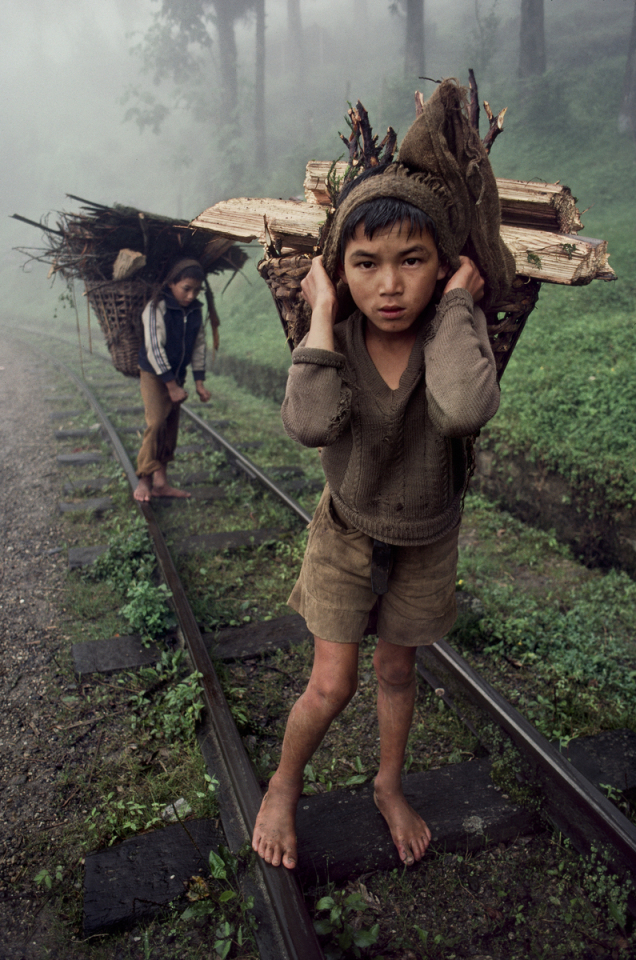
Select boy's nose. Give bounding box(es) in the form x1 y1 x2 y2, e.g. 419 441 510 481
379 266 402 293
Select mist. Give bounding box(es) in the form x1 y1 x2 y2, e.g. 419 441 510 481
1 0 633 322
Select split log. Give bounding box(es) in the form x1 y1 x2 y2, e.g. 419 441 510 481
496 179 583 234
191 196 613 285
190 198 327 252
500 227 614 285
112 248 146 281
303 161 583 235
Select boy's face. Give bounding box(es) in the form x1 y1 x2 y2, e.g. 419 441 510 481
169 277 202 308
338 222 447 336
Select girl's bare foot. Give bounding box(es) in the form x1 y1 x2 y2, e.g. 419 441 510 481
134 476 152 502
252 777 300 869
373 784 431 865
151 484 191 498
150 466 190 499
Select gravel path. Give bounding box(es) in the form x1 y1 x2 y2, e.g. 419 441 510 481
0 336 76 958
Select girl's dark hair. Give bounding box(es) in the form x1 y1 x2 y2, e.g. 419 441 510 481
165 260 205 286
339 197 439 262
151 258 205 306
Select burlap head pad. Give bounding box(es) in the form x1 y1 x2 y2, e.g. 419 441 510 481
321 79 515 312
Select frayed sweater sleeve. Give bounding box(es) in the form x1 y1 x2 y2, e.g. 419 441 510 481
423 289 500 437
281 344 352 447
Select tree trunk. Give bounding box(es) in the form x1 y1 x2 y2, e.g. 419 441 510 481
287 0 303 88
254 0 267 170
619 0 636 136
518 0 546 78
404 0 424 79
214 1 239 117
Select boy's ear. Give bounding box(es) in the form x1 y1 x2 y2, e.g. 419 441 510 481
436 261 450 281
337 261 349 285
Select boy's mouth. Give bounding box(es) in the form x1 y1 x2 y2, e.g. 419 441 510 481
379 305 405 318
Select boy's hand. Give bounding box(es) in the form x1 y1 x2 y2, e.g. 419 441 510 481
195 381 211 403
301 256 339 351
443 256 484 302
166 381 188 404
301 256 338 318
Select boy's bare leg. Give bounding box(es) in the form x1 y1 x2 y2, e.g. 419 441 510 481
150 464 191 498
373 638 431 865
133 475 153 502
252 637 359 869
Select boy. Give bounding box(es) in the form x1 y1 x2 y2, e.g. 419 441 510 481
134 258 212 502
252 81 514 870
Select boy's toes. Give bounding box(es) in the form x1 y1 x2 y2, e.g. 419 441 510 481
282 850 297 870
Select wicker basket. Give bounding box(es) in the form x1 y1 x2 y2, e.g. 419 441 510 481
258 254 540 381
85 279 150 378
487 276 541 379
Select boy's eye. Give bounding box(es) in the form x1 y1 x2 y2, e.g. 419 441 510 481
404 257 422 266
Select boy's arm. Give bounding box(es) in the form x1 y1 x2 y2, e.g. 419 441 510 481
424 280 500 437
282 256 352 447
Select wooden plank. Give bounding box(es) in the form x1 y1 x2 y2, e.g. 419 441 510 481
204 613 311 661
191 196 613 284
303 160 583 234
295 758 535 884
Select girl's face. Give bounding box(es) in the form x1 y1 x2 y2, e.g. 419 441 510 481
169 277 202 307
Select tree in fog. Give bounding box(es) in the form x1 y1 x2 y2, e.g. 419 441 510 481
125 1 256 131
619 0 636 137
390 0 425 79
518 0 546 77
255 0 266 169
287 0 303 90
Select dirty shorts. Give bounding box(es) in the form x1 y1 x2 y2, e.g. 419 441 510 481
288 485 460 646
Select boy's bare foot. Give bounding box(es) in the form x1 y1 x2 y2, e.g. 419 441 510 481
134 477 152 502
252 778 299 869
373 784 431 865
151 484 191 498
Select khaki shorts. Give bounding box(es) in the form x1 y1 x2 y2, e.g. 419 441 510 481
288 486 459 646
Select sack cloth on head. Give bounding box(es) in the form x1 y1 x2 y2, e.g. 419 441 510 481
320 78 515 314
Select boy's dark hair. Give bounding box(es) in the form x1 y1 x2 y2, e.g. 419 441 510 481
340 196 439 263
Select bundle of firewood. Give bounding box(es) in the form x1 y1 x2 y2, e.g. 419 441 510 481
14 197 247 376
189 81 614 379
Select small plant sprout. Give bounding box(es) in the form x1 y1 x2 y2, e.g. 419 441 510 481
34 865 64 890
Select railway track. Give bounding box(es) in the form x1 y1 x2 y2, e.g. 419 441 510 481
9 329 636 953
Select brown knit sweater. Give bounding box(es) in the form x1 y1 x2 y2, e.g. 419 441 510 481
282 289 500 546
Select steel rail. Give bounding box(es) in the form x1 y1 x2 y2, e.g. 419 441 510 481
20 340 325 960
420 639 636 877
181 403 313 525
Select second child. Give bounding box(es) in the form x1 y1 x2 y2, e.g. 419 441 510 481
134 258 212 502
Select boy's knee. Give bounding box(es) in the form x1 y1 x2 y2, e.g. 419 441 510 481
373 645 416 689
309 672 357 713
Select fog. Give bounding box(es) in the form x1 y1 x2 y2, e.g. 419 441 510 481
1 0 632 320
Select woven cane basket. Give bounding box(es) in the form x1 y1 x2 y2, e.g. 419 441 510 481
85 279 150 378
258 254 540 381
